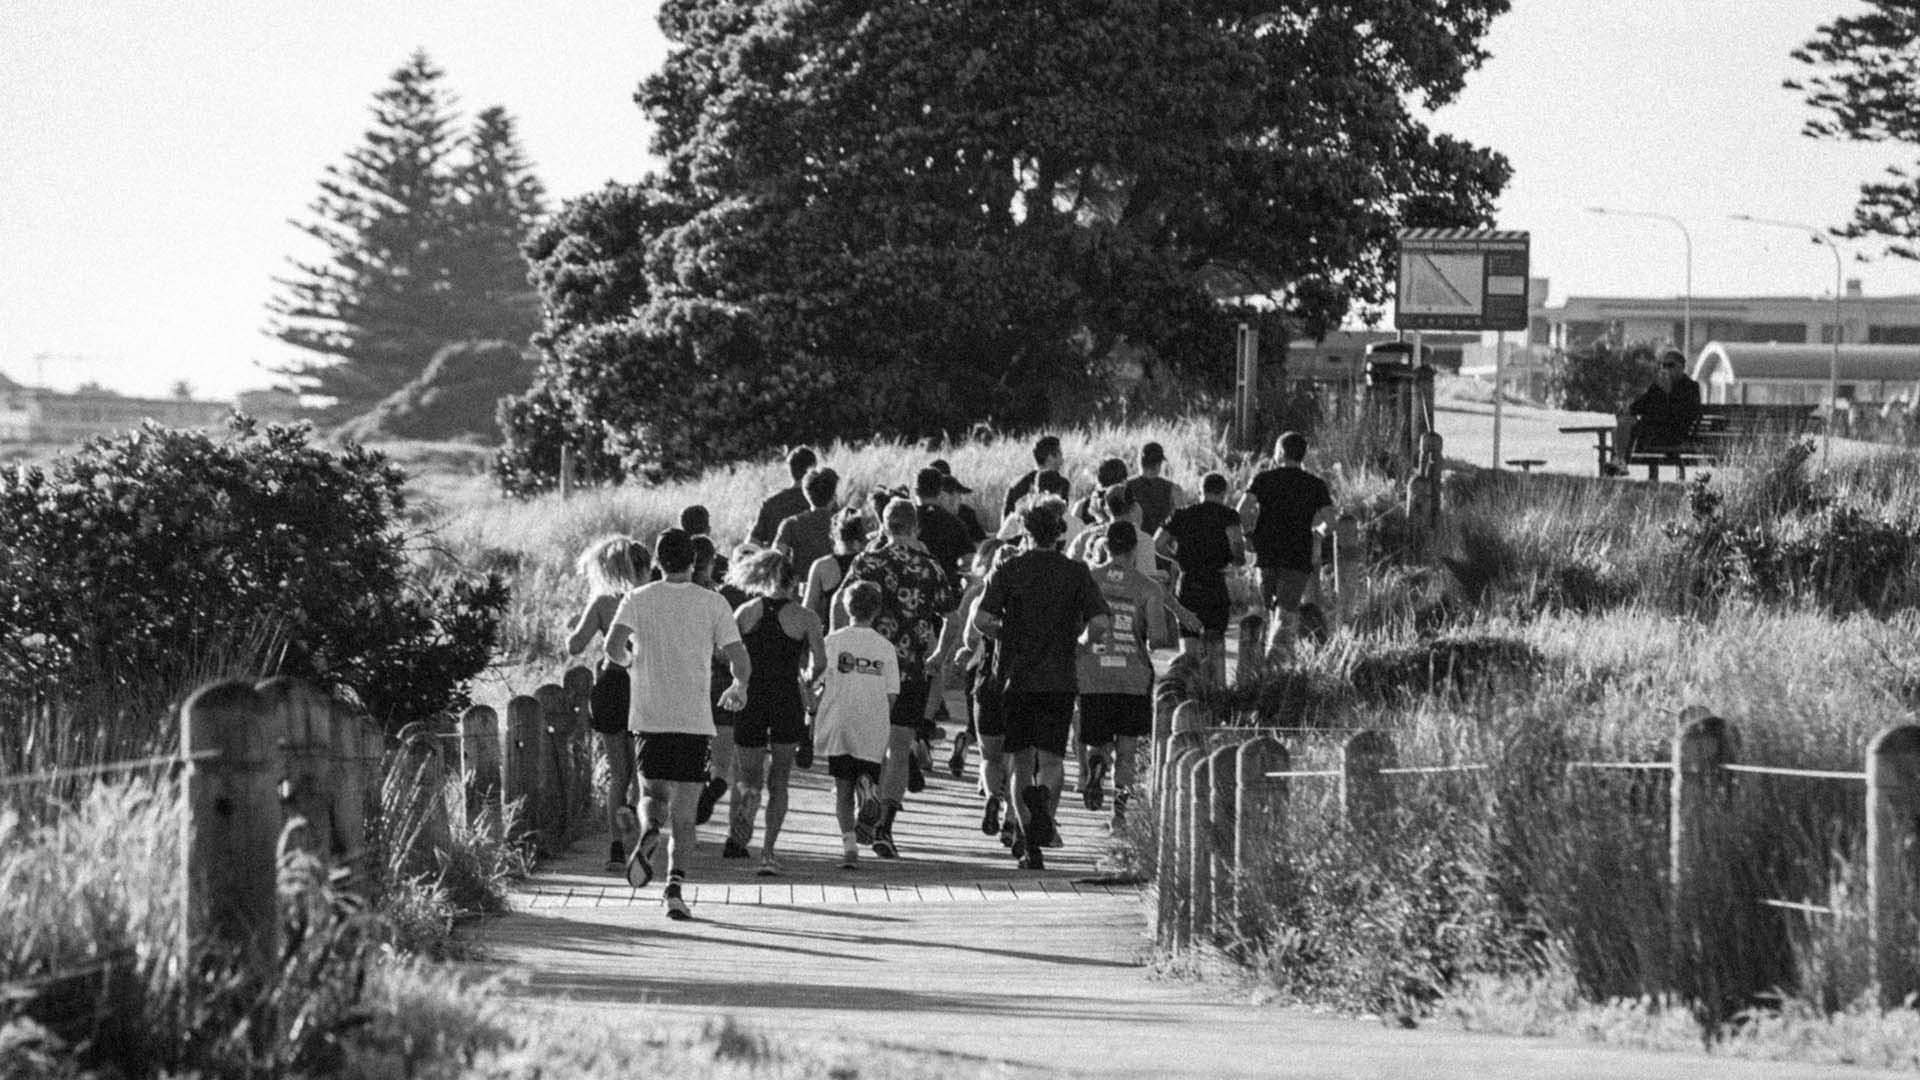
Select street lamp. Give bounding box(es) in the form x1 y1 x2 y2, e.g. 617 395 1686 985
1728 214 1843 468
1586 207 1693 357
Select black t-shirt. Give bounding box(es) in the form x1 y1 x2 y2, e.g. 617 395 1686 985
1126 475 1178 537
1247 466 1332 571
978 548 1109 695
1164 501 1242 577
1003 468 1072 516
916 502 976 584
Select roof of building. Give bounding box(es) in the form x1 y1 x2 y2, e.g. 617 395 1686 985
1548 293 1920 316
1695 342 1920 383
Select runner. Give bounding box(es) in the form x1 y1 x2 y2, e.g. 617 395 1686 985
772 466 840 574
750 446 818 546
604 528 750 921
1078 522 1199 830
1155 472 1245 687
929 537 1004 779
971 496 1110 870
802 509 873 626
1125 441 1185 538
680 505 730 583
838 497 958 858
813 581 899 870
1238 430 1336 656
1001 435 1071 517
723 550 826 875
929 460 988 544
955 540 1015 839
694 535 747 827
1072 457 1129 526
563 535 651 872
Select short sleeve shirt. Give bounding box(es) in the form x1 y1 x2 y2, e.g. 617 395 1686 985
1076 562 1161 696
1002 468 1072 516
843 541 957 678
1163 501 1242 577
752 486 811 546
1246 466 1332 571
916 502 976 585
978 548 1110 695
1126 475 1180 537
815 625 900 763
612 580 742 736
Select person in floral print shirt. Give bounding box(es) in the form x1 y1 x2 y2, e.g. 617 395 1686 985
836 496 958 857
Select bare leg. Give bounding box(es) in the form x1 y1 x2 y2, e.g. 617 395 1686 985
730 745 767 847
763 743 796 853
600 731 636 834
1113 734 1139 792
708 729 737 792
880 724 916 805
980 734 1009 800
834 777 859 836
640 777 670 840
1009 747 1039 834
1037 750 1066 818
666 778 701 877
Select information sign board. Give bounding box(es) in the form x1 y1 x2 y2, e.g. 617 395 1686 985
1394 229 1530 332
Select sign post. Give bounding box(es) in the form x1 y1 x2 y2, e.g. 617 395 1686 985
1395 229 1531 469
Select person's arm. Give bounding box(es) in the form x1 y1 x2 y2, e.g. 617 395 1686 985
1236 492 1260 536
564 594 616 657
802 610 828 685
969 570 1006 641
603 594 639 664
803 556 832 623
717 640 751 711
1077 571 1112 643
1152 579 1204 633
1310 505 1338 568
1153 526 1179 564
772 517 796 559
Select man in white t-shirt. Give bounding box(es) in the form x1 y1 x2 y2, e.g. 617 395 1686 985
606 527 751 920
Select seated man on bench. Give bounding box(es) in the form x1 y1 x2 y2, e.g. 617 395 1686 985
1607 348 1702 476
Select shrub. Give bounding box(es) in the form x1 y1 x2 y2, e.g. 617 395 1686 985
0 419 507 734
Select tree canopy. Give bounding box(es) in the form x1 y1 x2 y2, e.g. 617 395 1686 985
269 51 547 421
1789 3 1920 259
497 1 1512 490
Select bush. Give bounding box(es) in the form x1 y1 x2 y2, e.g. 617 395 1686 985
1548 342 1656 413
0 419 507 735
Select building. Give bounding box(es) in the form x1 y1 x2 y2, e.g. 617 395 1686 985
1536 280 1920 356
1692 342 1920 407
0 375 235 444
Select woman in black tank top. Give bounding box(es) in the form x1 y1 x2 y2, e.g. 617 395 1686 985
724 550 826 874
805 508 873 627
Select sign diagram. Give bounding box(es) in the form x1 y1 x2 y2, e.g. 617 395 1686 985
1394 229 1530 332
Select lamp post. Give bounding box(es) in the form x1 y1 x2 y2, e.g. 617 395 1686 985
1586 207 1693 357
1728 214 1844 468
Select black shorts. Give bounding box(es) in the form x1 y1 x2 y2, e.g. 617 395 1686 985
971 668 1006 739
1078 693 1152 745
828 754 883 784
1178 573 1230 636
733 703 806 748
1002 691 1076 756
1259 567 1312 612
891 676 931 729
635 732 711 784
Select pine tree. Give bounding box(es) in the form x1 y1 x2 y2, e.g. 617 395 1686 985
267 52 546 419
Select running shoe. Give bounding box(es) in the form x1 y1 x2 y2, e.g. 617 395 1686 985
999 817 1018 848
664 882 692 921
1017 845 1046 871
625 824 660 889
906 750 927 794
756 853 785 877
979 793 1002 836
1083 757 1108 813
695 776 727 825
839 847 859 871
795 728 814 770
604 839 624 873
947 730 972 778
872 830 898 859
1022 785 1061 850
721 838 751 859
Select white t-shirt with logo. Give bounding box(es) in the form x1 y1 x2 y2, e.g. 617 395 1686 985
611 580 742 736
815 625 900 764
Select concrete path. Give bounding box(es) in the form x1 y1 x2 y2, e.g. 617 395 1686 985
468 717 1887 1079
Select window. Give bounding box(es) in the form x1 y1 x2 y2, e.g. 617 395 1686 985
1743 322 1808 343
1869 325 1920 345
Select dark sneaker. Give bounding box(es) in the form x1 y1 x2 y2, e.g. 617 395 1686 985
625 824 660 889
604 839 624 873
979 793 1002 836
1083 758 1108 812
999 818 1018 848
872 829 898 859
1018 845 1046 871
948 730 972 778
795 728 814 770
721 838 750 859
1022 785 1060 850
907 751 926 794
839 847 859 871
664 882 692 921
695 777 727 825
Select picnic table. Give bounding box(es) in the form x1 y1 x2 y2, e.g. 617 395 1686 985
1558 424 1615 477
1561 406 1822 480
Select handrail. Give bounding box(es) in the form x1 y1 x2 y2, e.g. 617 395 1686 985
1722 764 1866 782
0 749 223 790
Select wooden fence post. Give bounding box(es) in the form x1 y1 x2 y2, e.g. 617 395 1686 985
459 704 503 826
181 681 282 969
257 678 338 860
331 711 375 898
1164 701 1206 794
1207 743 1239 939
1187 752 1214 945
391 722 451 880
1150 681 1183 798
1670 706 1737 988
534 683 571 849
505 695 543 843
1165 747 1202 952
1341 730 1396 827
1868 724 1920 1008
563 666 597 827
1235 736 1289 930
1237 614 1266 689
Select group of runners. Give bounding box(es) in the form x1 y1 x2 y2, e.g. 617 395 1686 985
566 435 1335 920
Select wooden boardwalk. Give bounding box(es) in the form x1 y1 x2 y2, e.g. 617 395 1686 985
467 705 1885 1078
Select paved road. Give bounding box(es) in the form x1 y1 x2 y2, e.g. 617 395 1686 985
468 706 1888 1079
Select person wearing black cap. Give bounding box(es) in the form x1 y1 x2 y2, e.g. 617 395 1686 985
1608 348 1702 475
931 459 988 544
1125 442 1184 537
913 466 976 587
751 446 818 546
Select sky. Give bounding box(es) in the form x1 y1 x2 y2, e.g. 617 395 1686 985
3 0 1917 400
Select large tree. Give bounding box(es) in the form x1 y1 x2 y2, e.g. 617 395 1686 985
269 52 547 420
498 1 1511 489
1789 3 1920 259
